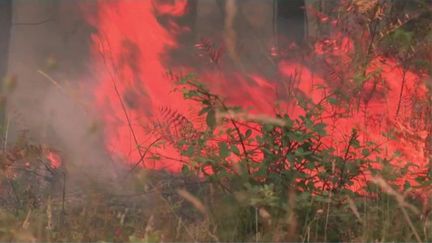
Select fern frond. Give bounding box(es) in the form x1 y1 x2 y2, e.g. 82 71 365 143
145 106 202 147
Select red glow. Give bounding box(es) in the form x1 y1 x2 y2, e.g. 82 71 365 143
87 0 194 171
46 150 62 169
85 0 430 183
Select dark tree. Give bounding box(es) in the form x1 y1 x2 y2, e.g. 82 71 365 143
0 0 12 124
0 0 12 81
275 0 306 46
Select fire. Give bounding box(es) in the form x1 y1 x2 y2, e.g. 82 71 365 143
86 0 191 170
84 0 430 180
46 150 62 169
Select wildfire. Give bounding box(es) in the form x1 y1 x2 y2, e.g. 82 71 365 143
84 0 430 180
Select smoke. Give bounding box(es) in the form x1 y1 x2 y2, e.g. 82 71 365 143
5 0 429 193
5 0 127 193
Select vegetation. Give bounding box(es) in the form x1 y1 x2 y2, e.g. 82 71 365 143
1 0 432 242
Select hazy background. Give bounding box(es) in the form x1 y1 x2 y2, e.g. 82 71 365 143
3 0 318 187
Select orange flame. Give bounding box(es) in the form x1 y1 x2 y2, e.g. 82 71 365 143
85 0 430 182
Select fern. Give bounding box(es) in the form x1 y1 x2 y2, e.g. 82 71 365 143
146 107 201 148
195 37 224 65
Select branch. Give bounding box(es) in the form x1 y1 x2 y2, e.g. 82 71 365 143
95 34 145 164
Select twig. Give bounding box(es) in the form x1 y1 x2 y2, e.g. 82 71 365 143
371 176 422 243
152 182 197 241
37 70 89 109
3 116 10 152
338 129 359 190
395 69 407 117
13 18 54 26
7 178 21 214
128 137 162 174
95 34 145 162
184 80 252 174
62 172 66 217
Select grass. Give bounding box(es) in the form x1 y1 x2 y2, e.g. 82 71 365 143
0 137 431 242
1 1 432 242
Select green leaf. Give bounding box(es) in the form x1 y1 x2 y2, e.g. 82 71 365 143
295 147 313 157
206 109 216 130
231 145 240 155
199 106 212 116
263 124 274 132
393 150 402 158
290 131 306 142
182 165 190 174
182 145 195 157
179 73 197 84
327 97 338 105
305 161 315 169
361 149 370 157
382 129 396 140
245 129 252 139
353 73 367 85
218 142 230 158
313 123 327 136
304 116 314 129
283 115 293 127
404 181 411 190
315 195 331 203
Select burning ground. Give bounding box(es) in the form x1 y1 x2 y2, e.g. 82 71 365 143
1 0 432 241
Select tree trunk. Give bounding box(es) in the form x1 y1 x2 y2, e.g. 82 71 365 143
0 0 12 126
276 0 306 46
0 0 12 82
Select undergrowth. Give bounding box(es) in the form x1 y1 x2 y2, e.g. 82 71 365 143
1 77 432 242
1 0 432 242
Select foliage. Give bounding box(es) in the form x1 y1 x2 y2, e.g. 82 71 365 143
159 72 422 241
1 0 432 242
